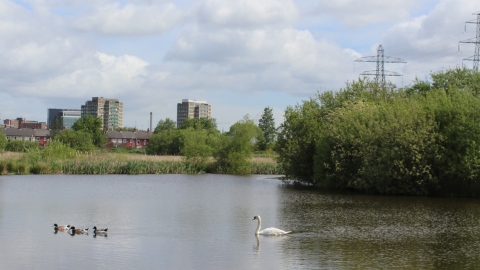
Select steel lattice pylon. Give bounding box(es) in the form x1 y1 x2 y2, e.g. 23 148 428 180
459 12 480 70
354 45 406 86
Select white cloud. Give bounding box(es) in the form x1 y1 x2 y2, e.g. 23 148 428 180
381 0 480 82
7 0 470 128
384 0 479 52
344 48 362 59
73 2 185 36
307 0 421 27
165 26 356 94
20 53 150 98
195 0 299 28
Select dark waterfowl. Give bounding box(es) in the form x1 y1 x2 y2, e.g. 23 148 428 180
53 224 70 231
69 226 89 234
92 226 108 233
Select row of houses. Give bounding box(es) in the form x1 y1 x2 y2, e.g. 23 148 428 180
1 128 152 149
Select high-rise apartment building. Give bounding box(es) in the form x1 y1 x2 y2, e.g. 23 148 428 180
177 99 212 128
81 97 123 130
47 109 81 130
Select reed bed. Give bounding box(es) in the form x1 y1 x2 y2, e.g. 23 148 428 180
61 160 200 175
0 151 282 175
248 162 284 175
0 152 23 160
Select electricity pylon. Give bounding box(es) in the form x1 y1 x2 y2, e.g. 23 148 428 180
459 12 480 70
354 45 406 86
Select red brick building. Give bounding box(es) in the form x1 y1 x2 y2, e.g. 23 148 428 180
2 128 50 146
104 131 152 149
4 118 47 129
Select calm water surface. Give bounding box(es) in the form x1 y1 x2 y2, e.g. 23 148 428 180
1 174 480 269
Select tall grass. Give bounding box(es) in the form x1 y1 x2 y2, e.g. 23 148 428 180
0 148 281 175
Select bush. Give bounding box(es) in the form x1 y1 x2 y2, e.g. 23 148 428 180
277 68 480 197
0 132 7 152
5 140 39 152
215 116 263 175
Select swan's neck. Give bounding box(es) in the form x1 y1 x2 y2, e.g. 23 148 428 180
255 217 262 235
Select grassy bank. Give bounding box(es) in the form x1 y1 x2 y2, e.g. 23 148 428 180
0 151 283 175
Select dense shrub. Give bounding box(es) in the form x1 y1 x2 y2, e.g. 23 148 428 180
0 132 7 151
5 140 39 152
277 68 480 196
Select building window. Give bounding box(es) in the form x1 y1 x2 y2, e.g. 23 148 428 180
123 139 126 143
136 140 140 145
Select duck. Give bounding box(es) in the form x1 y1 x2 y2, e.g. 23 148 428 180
53 224 70 231
92 226 108 233
69 226 89 234
253 215 292 235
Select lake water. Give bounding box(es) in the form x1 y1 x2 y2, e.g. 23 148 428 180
1 174 480 269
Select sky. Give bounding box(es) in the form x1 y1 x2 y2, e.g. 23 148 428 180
0 0 479 131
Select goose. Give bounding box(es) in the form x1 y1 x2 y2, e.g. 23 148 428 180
253 215 292 235
53 224 70 231
92 226 108 233
69 226 89 234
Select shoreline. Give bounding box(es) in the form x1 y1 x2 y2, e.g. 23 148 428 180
0 152 282 175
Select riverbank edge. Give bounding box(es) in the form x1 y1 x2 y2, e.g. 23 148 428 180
0 157 284 175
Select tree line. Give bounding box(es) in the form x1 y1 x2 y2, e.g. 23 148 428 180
0 107 278 175
4 67 479 195
276 67 480 196
146 111 276 174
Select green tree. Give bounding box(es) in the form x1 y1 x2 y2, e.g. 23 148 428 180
215 116 263 174
146 129 183 155
117 126 134 132
258 107 276 150
148 118 220 157
72 115 107 147
0 131 7 152
431 67 480 96
181 128 214 169
276 99 322 183
277 70 480 196
180 118 218 132
5 140 39 152
56 130 95 152
153 118 176 134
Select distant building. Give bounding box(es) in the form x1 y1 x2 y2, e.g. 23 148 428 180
3 118 47 129
176 99 212 128
104 130 151 149
47 109 81 130
81 97 123 130
2 128 49 146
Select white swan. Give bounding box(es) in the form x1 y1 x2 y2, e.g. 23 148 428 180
253 215 292 235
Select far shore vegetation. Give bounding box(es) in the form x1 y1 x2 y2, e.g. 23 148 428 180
0 111 282 176
2 67 480 197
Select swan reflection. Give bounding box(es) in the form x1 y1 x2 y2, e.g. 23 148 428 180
255 235 261 252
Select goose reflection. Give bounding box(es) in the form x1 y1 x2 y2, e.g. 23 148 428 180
69 231 89 237
93 232 108 238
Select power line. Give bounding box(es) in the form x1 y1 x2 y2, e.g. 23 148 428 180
459 12 480 70
391 32 465 57
354 45 406 86
353 30 467 76
387 49 468 75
